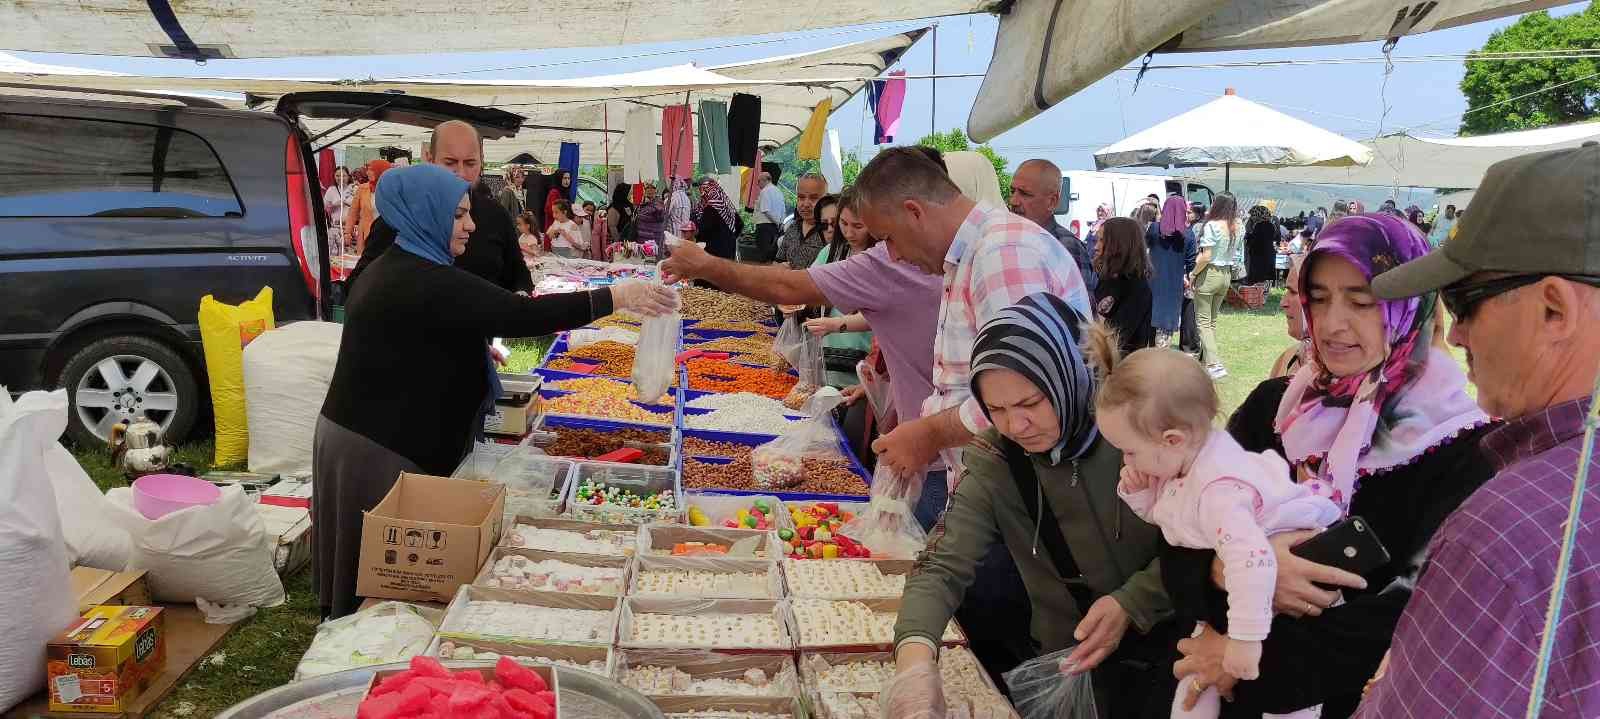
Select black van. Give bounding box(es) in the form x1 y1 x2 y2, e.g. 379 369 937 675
0 91 524 446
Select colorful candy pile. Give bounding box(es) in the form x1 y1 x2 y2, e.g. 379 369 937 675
780 503 869 559
357 656 556 719
686 498 779 530
574 478 676 512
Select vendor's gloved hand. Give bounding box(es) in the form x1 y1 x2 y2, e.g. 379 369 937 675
610 280 679 317
882 658 945 719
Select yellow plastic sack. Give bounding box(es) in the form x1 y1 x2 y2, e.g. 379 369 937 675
199 288 275 466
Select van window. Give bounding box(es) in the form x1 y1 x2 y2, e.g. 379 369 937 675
1187 183 1214 210
0 114 242 218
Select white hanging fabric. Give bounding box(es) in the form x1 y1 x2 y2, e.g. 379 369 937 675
821 129 844 193
624 107 661 184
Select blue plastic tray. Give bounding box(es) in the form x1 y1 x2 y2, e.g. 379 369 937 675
540 389 676 427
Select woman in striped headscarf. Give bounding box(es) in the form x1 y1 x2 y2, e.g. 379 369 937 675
889 292 1179 718
692 176 741 262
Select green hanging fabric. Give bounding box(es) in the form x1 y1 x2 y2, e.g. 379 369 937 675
697 100 732 175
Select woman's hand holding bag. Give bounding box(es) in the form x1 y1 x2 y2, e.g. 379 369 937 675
610 279 679 317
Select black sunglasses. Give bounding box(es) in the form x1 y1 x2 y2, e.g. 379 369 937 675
1441 273 1600 319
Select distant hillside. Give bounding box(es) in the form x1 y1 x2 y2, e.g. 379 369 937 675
1224 181 1445 215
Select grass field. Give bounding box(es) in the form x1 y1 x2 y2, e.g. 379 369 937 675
71 306 1298 717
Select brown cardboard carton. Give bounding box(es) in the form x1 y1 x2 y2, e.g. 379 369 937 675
46 606 166 713
356 473 506 604
69 568 152 613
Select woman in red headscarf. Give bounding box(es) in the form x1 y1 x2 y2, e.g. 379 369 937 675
346 159 392 254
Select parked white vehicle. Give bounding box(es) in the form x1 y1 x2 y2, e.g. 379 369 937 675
1054 171 1217 238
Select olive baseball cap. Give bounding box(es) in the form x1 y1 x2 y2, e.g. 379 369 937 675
1373 142 1600 299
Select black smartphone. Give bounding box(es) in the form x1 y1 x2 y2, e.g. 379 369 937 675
1289 516 1391 576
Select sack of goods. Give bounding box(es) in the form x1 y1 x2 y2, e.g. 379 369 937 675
0 390 79 713
243 321 342 475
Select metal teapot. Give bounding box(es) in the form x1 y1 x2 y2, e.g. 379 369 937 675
110 415 171 477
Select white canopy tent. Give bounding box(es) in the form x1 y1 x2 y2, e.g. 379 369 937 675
0 29 926 165
1191 121 1600 189
969 0 1582 141
1094 91 1374 187
0 1 973 58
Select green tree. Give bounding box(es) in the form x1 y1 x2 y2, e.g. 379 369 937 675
914 129 1012 200
1460 4 1600 135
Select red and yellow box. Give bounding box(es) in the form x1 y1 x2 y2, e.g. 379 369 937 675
46 606 166 713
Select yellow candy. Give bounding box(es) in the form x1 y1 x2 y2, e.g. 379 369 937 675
688 507 710 527
822 544 840 559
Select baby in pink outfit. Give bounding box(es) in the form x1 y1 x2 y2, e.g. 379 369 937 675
1085 326 1341 719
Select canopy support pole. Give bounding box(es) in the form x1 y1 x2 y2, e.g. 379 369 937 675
931 23 939 138
1225 163 1231 191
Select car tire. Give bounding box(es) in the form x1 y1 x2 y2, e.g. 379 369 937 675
60 335 201 448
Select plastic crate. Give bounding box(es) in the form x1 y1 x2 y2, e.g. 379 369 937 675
678 427 872 502
567 461 683 525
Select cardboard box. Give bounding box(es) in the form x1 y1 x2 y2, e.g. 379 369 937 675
356 473 506 604
47 606 166 713
258 503 313 576
70 568 151 614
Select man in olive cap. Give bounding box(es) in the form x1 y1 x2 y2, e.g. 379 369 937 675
1356 144 1600 717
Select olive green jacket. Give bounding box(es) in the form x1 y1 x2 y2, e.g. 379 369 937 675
895 431 1172 652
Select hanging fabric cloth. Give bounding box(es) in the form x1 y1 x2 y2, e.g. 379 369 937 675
866 80 887 145
317 148 336 191
820 129 844 192
742 148 766 209
558 143 580 202
726 93 762 168
697 100 732 175
797 99 833 161
624 107 661 184
875 71 908 144
661 104 695 181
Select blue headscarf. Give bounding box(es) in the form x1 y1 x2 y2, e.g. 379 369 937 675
376 164 470 266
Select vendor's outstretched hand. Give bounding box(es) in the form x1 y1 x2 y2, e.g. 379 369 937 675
611 280 678 317
659 237 712 284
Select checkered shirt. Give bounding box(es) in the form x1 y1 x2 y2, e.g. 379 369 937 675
1355 399 1600 718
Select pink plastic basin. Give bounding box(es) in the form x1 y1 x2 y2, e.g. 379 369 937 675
132 474 221 520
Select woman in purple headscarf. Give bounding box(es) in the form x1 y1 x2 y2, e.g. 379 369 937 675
1163 213 1494 718
1147 194 1196 347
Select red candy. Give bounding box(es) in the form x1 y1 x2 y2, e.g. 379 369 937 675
356 657 557 719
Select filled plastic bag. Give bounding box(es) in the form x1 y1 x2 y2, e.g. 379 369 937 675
293 601 442 680
1003 646 1100 719
631 285 680 404
773 315 824 410
199 287 275 466
0 389 78 713
855 358 897 433
243 321 341 476
838 464 928 559
750 394 845 490
106 483 286 622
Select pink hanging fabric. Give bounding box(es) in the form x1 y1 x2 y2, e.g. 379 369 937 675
742 149 765 208
316 148 336 191
661 104 695 181
875 71 908 144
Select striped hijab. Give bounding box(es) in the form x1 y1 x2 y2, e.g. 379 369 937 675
970 293 1099 465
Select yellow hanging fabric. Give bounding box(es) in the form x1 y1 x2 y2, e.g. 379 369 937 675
797 99 833 161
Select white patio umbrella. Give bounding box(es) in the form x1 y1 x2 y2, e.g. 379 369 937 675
1094 89 1373 190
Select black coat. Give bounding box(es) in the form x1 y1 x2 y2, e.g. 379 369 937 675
1245 221 1279 285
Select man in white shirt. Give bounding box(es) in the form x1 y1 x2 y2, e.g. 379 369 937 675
748 172 785 263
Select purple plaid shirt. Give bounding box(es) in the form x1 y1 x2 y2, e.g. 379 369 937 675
1356 399 1600 718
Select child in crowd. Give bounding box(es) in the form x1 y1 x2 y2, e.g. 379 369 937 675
1083 324 1341 719
515 211 542 263
547 200 588 259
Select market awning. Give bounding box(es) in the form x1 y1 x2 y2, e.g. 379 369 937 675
0 29 924 165
968 0 1582 141
1094 91 1373 174
1190 121 1600 189
0 1 974 59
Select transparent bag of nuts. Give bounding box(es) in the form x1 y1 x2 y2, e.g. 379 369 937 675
750 394 846 490
773 315 825 410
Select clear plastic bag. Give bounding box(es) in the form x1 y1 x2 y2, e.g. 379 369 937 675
292 601 442 680
837 464 928 559
632 289 680 404
774 315 824 410
1002 646 1100 719
750 394 845 490
855 358 896 433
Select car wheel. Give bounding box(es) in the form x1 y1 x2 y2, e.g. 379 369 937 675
60 335 201 447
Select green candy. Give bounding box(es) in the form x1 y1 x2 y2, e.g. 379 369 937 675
777 528 795 542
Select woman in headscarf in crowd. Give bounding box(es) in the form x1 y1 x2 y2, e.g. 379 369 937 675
1149 195 1195 349
1086 202 1114 263
942 151 1005 207
633 182 667 252
1095 216 1155 356
1403 205 1427 234
1269 254 1311 379
1245 204 1280 285
667 178 693 235
1180 201 1206 356
692 176 740 262
606 182 635 257
324 166 353 255
542 169 572 238
885 293 1179 719
345 159 392 255
313 165 677 620
1164 213 1495 718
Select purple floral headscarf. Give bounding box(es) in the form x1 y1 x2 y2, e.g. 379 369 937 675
1274 213 1488 511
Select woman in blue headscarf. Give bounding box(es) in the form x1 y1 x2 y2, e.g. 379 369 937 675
313 164 675 619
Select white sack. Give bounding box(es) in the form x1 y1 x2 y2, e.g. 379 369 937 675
243 321 342 476
0 389 78 712
107 484 286 620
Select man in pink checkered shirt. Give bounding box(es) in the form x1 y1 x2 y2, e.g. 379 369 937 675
853 147 1090 488
1357 145 1600 717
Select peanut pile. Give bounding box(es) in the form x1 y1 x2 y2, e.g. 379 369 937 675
679 287 772 324
682 457 868 496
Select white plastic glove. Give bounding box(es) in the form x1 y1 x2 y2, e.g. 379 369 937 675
882 658 945 719
610 280 679 318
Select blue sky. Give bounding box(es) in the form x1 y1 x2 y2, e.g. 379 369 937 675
13 3 1584 175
